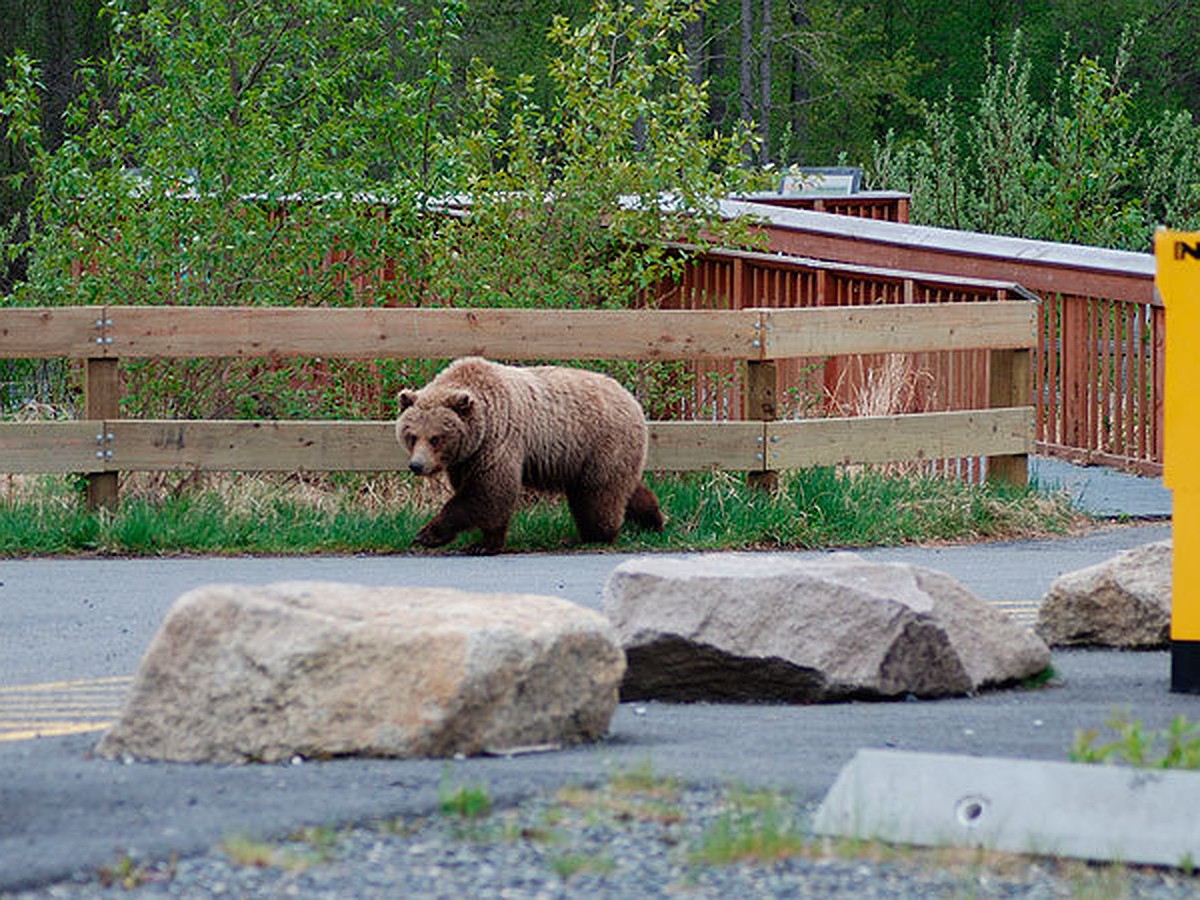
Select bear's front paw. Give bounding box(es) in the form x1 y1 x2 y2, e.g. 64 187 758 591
463 541 503 556
414 522 453 548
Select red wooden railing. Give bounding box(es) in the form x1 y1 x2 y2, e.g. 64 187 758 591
717 201 1162 475
1036 295 1163 474
731 191 911 223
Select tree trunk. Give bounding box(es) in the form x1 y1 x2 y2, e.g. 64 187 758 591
739 0 754 160
758 0 773 164
684 10 705 87
788 0 810 162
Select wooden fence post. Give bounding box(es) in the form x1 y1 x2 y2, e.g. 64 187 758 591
986 346 1031 488
746 357 779 491
85 357 120 511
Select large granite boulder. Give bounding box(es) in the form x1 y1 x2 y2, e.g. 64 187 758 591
1036 541 1172 648
96 582 624 763
602 554 1050 702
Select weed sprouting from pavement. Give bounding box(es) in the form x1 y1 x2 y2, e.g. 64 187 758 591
688 786 807 866
438 771 494 820
549 851 616 881
1021 664 1058 690
97 853 177 890
1071 710 1200 769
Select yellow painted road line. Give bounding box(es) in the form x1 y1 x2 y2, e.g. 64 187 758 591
0 701 125 711
0 676 132 743
1 722 120 742
0 676 133 693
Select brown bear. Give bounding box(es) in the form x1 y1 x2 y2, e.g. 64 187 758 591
395 357 664 554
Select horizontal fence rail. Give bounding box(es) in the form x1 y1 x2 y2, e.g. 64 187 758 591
722 200 1155 304
0 303 1036 508
0 411 1031 476
2 303 1036 361
729 191 911 222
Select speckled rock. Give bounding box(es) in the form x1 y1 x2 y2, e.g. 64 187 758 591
96 582 624 763
1036 541 1172 648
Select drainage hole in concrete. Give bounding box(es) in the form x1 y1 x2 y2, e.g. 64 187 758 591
955 795 989 828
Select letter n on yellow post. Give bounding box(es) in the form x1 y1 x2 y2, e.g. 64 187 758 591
1157 229 1200 692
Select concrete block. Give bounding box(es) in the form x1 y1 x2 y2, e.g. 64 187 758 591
811 749 1200 867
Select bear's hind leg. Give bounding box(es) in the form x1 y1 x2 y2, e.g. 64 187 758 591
567 489 624 544
625 482 664 531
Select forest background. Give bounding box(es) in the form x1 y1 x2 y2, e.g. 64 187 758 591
6 0 1200 286
1 0 1199 420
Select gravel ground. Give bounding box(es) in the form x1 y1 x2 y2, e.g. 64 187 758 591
10 781 1200 899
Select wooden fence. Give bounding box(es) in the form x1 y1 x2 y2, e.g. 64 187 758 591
0 303 1036 509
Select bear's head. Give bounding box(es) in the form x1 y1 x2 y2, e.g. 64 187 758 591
395 388 477 476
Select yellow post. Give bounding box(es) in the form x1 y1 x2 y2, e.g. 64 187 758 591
1156 229 1200 693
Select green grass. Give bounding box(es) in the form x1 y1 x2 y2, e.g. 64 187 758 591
554 760 685 828
97 853 177 890
549 851 616 880
607 758 680 797
0 468 1079 556
688 786 807 866
218 827 341 872
438 776 494 820
628 468 1077 552
1071 710 1200 769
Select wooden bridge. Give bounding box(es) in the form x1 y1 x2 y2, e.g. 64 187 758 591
720 198 1160 475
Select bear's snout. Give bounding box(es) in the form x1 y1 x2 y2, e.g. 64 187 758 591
407 450 431 475
407 444 444 476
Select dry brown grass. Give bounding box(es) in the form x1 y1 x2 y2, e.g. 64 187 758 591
851 354 936 418
3 470 451 515
808 835 1154 894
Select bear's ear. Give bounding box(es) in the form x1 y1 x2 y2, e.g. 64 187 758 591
446 390 474 419
398 390 418 412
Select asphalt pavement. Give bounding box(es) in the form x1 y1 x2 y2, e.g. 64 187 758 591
0 458 1188 893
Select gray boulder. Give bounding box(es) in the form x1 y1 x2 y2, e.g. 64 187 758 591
1036 541 1172 648
602 554 1050 702
96 582 624 763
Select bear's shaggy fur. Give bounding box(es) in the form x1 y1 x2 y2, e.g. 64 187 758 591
396 357 664 554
